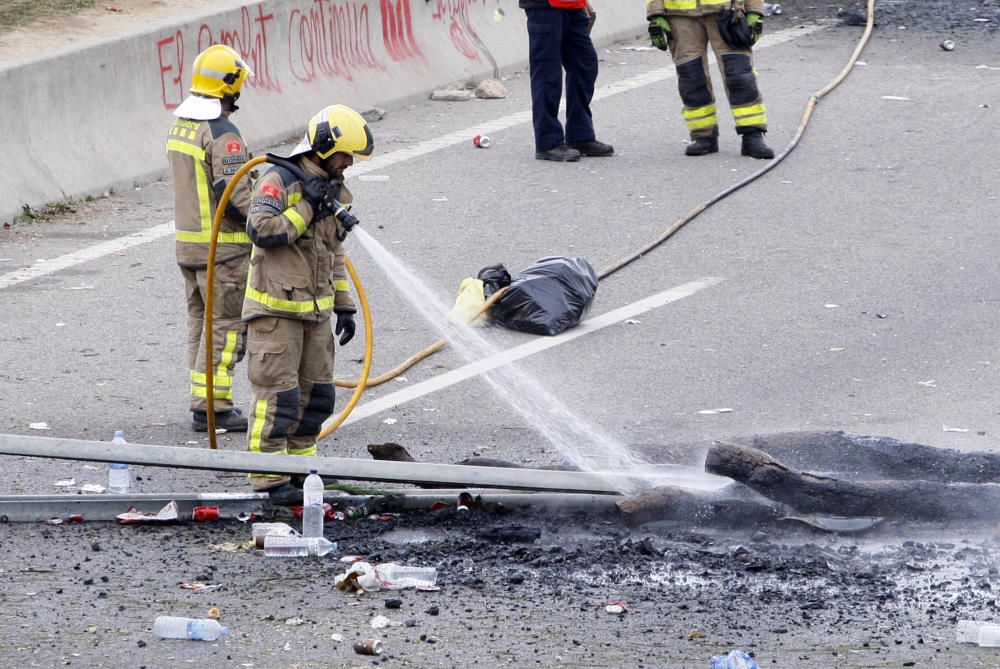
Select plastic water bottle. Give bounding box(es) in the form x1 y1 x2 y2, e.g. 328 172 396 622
709 650 760 669
108 431 130 494
263 535 337 557
152 616 229 641
376 563 438 589
302 469 324 538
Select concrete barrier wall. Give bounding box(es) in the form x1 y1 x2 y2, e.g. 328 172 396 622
0 0 645 224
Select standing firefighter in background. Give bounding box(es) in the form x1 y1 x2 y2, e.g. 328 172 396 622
519 0 614 162
243 105 372 499
647 0 775 159
167 44 254 432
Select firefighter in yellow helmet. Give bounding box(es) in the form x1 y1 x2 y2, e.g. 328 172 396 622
646 0 774 159
166 44 254 432
242 105 373 499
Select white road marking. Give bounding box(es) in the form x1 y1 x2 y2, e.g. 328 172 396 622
339 277 724 426
0 223 174 290
0 25 821 292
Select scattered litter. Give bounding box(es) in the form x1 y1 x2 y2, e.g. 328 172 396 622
251 522 298 549
105 5 123 12
24 566 56 572
116 501 179 525
331 633 344 643
698 408 733 415
943 425 970 433
624 319 641 325
881 95 911 101
824 303 839 309
432 197 448 202
982 103 992 108
474 79 507 99
285 617 305 626
941 39 956 51
340 555 366 563
358 174 390 182
604 601 628 615
54 478 76 487
918 380 937 388
208 607 220 619
80 483 106 493
210 541 249 553
42 514 85 525
829 347 846 352
430 89 472 102
975 65 1000 70
354 639 384 655
192 506 220 522
394 376 408 383
689 630 706 639
383 418 398 425
473 134 491 148
370 615 402 629
621 45 656 51
179 582 223 592
973 17 991 22
29 422 51 430
337 562 438 592
55 322 66 327
854 61 867 67
763 2 781 16
710 649 761 669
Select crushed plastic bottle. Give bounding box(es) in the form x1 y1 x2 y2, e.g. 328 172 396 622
152 616 229 641
336 561 438 591
302 470 324 538
709 650 761 669
251 522 298 549
108 431 130 494
263 535 337 557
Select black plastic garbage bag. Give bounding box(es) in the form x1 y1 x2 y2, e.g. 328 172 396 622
477 263 512 299
488 256 597 336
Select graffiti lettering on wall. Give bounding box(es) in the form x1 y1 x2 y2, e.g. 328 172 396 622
157 5 281 109
158 0 492 110
430 0 497 62
381 0 423 62
289 0 383 83
198 6 282 93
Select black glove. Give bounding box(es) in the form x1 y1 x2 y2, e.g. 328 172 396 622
335 310 356 346
302 177 329 215
648 16 672 50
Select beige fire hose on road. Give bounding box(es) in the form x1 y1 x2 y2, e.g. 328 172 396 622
204 0 875 445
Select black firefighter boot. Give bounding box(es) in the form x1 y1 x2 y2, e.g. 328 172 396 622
741 131 775 159
685 136 719 156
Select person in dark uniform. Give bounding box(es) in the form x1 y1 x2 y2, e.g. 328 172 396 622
519 0 614 162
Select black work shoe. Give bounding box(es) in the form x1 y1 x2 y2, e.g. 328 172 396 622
266 482 304 507
192 408 248 433
741 131 775 159
535 144 582 162
685 137 719 156
567 140 614 157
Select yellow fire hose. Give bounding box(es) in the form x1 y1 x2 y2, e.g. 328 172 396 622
203 155 374 449
204 0 874 446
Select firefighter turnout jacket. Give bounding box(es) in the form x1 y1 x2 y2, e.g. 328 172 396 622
167 115 252 269
647 0 763 18
243 157 356 322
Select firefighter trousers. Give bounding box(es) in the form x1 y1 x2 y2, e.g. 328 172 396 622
181 256 248 414
246 316 336 491
525 6 598 152
668 14 768 139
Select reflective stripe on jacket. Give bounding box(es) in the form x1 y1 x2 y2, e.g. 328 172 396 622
242 158 355 322
647 0 762 18
167 115 252 269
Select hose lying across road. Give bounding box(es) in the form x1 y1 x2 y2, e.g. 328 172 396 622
204 0 876 444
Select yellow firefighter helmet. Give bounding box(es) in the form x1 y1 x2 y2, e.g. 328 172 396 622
190 44 253 99
288 105 374 160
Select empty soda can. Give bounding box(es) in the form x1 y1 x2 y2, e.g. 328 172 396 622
940 39 955 51
473 134 491 148
354 639 383 655
192 506 220 522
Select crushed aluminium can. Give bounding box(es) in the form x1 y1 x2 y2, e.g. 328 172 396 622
192 506 220 522
473 134 491 148
353 639 384 655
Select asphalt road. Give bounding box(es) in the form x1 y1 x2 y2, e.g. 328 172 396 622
1 6 1000 667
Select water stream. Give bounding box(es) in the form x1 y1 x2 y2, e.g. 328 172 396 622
350 227 724 493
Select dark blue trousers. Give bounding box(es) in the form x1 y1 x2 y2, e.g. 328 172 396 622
525 7 598 152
